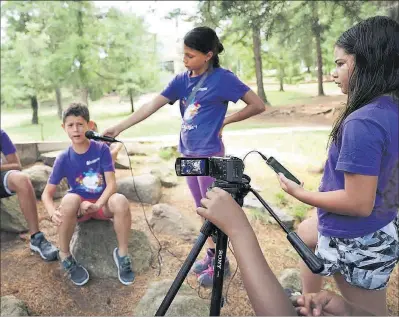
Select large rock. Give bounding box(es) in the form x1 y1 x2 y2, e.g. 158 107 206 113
116 174 162 205
150 168 178 188
14 143 38 166
149 204 198 242
22 165 69 199
70 220 153 278
134 280 209 316
39 150 62 167
0 196 28 233
278 268 302 293
243 194 295 230
0 295 29 316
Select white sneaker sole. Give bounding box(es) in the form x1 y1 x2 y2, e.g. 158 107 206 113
113 248 134 286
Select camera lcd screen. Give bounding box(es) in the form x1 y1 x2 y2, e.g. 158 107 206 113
175 158 208 176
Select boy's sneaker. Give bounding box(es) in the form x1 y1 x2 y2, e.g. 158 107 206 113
198 257 231 288
29 232 58 261
192 248 215 275
113 248 135 285
61 255 89 286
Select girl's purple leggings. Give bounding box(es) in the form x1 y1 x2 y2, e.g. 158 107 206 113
185 143 225 208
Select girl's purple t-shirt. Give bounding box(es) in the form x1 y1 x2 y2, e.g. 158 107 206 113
49 140 114 200
161 67 250 156
318 96 399 238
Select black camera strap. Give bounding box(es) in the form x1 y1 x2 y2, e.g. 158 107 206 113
186 66 213 106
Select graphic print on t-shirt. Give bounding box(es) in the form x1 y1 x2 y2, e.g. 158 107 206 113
75 168 104 194
182 98 201 132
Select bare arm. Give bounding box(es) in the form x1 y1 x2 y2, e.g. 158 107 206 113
41 184 58 217
197 188 296 316
230 228 297 316
279 173 377 217
95 171 116 209
223 90 266 127
115 95 170 134
1 153 22 171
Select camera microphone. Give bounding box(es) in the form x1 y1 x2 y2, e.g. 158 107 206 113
85 130 119 143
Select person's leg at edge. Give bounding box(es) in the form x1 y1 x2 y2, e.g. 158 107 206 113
297 215 323 293
57 193 80 260
6 171 40 235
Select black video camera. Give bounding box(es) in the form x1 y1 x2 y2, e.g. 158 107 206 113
175 156 245 183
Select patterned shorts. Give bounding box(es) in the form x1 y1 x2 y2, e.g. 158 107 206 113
316 220 399 290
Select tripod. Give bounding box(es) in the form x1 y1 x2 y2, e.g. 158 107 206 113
155 174 324 316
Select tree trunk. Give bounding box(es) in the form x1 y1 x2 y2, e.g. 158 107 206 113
252 24 269 104
77 4 88 106
311 2 325 96
129 89 134 113
279 62 285 92
388 1 399 22
55 87 62 119
307 66 311 73
314 31 325 96
81 88 89 106
31 95 39 124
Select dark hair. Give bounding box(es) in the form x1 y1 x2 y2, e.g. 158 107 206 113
62 102 90 123
184 26 224 68
329 16 399 144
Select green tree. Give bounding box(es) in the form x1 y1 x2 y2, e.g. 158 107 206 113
95 8 161 113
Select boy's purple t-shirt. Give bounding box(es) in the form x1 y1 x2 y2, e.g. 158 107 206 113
49 140 115 200
161 68 250 156
1 129 17 156
318 96 399 238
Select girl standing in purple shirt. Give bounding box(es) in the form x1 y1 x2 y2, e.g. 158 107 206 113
104 27 266 286
277 16 399 315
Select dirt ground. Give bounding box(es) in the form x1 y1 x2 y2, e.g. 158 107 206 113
1 97 398 316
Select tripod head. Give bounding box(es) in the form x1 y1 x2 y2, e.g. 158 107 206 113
210 174 251 207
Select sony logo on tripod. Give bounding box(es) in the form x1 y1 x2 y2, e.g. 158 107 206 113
217 250 223 270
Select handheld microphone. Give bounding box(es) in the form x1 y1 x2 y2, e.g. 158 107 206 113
85 130 119 143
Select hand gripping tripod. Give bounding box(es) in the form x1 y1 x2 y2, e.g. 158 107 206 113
155 175 324 316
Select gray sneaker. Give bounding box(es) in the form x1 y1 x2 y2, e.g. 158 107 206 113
29 232 58 261
61 255 89 286
113 248 135 285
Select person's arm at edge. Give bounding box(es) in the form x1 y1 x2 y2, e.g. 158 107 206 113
229 223 297 316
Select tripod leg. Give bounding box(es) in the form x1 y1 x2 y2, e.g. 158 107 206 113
209 230 228 316
155 221 215 316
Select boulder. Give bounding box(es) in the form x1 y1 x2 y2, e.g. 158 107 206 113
149 204 198 242
116 174 162 205
22 165 68 199
0 295 29 316
0 196 28 233
134 280 209 316
70 220 153 278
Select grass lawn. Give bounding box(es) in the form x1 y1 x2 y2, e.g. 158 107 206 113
1 82 340 142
